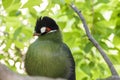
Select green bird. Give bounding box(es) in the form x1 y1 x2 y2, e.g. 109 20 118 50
24 16 76 80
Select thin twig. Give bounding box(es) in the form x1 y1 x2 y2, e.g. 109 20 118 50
70 4 119 76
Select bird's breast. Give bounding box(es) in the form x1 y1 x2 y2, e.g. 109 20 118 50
25 40 69 78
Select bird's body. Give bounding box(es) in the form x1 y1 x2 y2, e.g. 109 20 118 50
25 16 75 80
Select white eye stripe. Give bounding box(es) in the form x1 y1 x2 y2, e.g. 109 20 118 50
48 30 57 33
40 27 46 33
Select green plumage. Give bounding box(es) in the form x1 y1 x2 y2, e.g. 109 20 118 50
25 16 75 80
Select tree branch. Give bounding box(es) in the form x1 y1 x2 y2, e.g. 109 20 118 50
0 63 66 80
70 3 119 77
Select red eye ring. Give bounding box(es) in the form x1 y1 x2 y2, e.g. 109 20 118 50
46 27 51 32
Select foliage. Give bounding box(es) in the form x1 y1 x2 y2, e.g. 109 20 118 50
0 0 120 80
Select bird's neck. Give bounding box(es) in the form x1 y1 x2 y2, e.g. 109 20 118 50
38 30 63 42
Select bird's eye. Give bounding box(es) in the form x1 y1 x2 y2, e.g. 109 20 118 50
40 27 46 33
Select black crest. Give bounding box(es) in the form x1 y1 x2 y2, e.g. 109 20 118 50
35 16 59 34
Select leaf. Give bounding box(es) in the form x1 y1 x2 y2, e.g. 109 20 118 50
89 62 95 69
115 18 120 37
9 10 21 16
0 54 4 59
65 0 74 4
93 12 104 23
4 39 13 51
22 0 42 8
50 0 65 5
80 63 92 76
18 26 33 42
29 7 38 18
2 0 13 9
84 42 93 53
6 17 21 28
100 41 109 51
82 77 89 80
14 40 24 49
97 0 110 3
2 0 21 13
14 27 23 40
113 36 120 49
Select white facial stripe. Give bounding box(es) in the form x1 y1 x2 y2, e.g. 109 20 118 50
48 30 57 33
40 27 46 33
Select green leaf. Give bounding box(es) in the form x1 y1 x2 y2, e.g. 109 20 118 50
6 17 21 28
113 36 120 49
29 7 38 18
2 0 21 13
97 0 110 3
2 0 13 9
0 54 4 59
4 39 13 51
89 62 95 69
19 26 33 41
93 12 104 23
14 27 23 39
65 0 74 4
9 10 21 16
82 77 89 80
50 0 65 5
84 42 93 53
80 63 92 76
14 40 24 49
22 0 42 8
115 18 120 37
100 41 109 51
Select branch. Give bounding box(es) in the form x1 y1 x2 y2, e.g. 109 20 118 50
0 63 66 80
70 4 119 76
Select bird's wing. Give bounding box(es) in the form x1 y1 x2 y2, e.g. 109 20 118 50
63 43 76 80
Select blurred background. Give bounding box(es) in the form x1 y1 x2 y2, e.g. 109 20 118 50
0 0 120 80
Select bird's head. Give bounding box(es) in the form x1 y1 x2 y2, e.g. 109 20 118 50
33 16 59 36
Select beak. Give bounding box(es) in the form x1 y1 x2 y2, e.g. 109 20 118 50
33 32 40 36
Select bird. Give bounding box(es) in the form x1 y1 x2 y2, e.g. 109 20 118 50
24 16 76 80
